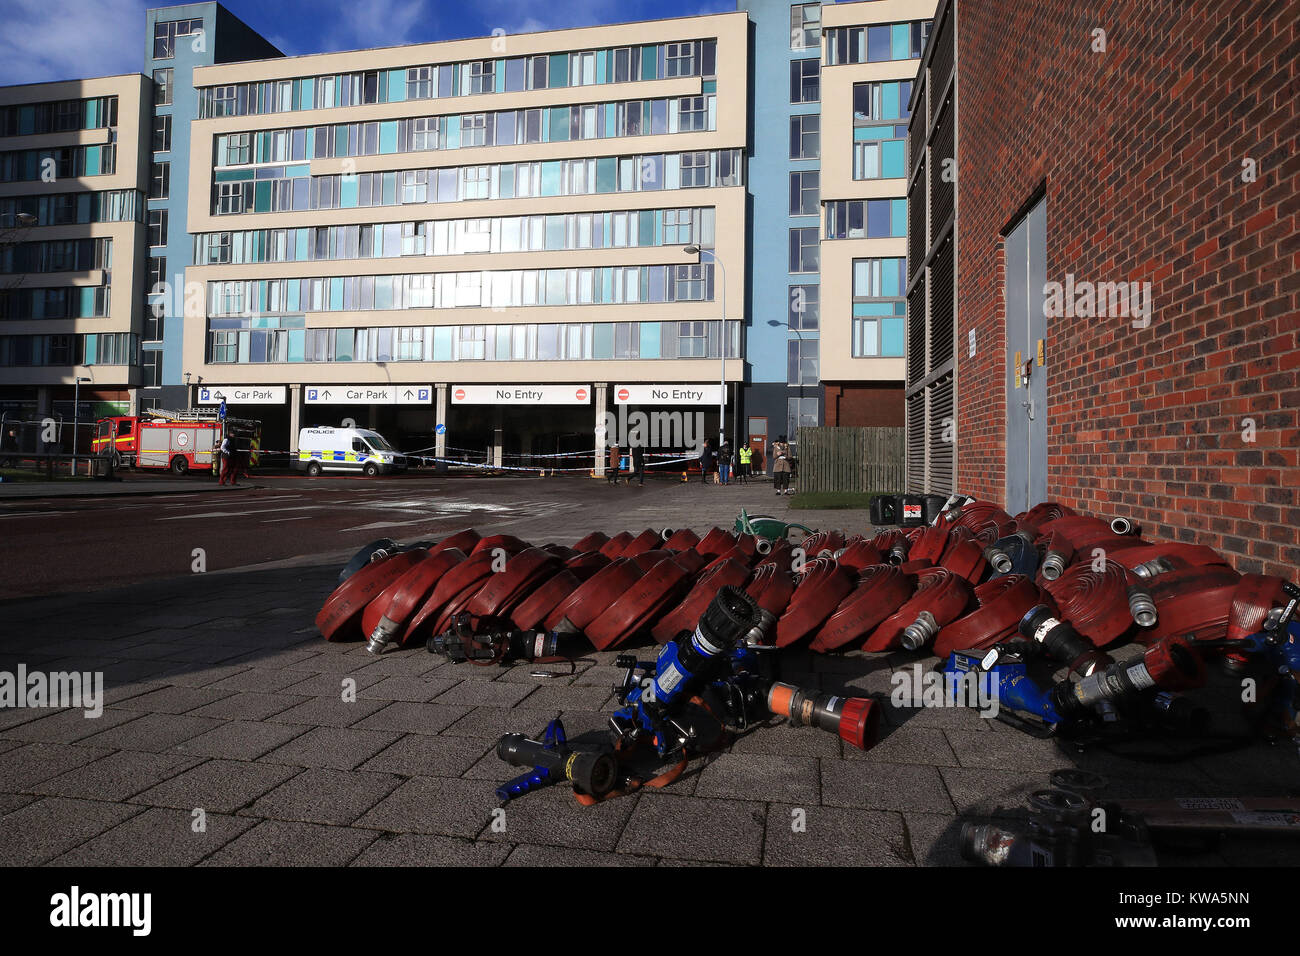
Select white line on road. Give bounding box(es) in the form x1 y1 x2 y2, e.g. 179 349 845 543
158 505 321 520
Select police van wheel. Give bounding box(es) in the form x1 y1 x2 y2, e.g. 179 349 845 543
306 461 322 477
362 462 379 477
170 456 188 475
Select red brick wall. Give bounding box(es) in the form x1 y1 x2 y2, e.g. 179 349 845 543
824 383 905 426
954 0 1298 576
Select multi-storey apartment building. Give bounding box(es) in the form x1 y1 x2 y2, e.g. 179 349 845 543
183 14 749 462
0 74 151 451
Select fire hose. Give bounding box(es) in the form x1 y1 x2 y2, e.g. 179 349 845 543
864 567 973 652
932 574 1044 659
810 564 917 652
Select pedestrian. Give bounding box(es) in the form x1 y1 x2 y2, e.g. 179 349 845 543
699 440 714 486
631 442 645 486
218 432 237 485
719 441 732 485
737 444 752 484
607 444 621 485
771 435 792 496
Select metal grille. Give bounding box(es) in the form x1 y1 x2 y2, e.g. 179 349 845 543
906 391 927 494
930 233 954 371
928 12 954 104
908 163 927 271
927 373 954 494
929 93 955 237
907 89 926 177
907 274 927 384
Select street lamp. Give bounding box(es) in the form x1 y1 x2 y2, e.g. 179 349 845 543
683 245 727 449
72 374 91 473
768 319 808 444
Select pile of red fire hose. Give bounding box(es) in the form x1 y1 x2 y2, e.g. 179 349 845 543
316 499 1291 666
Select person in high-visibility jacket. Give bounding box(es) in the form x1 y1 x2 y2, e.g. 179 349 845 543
737 444 752 484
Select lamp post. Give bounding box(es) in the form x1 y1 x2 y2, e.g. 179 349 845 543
768 319 809 448
683 245 727 449
72 374 91 474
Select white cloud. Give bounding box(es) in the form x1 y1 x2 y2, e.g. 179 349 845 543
317 0 435 50
0 0 147 85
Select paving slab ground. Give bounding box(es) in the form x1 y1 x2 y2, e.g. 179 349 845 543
1 478 1296 866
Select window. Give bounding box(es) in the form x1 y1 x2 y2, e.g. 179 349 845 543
407 66 433 99
142 350 162 386
826 199 906 238
410 117 437 150
789 114 819 159
152 115 171 152
153 69 173 106
681 151 709 187
679 322 707 357
852 81 912 179
789 170 818 216
468 60 494 94
787 339 819 386
787 396 819 439
216 182 250 215
790 59 819 103
852 257 906 356
400 169 428 204
148 209 168 247
788 284 819 330
791 4 822 50
462 113 487 147
666 42 695 77
678 95 708 132
463 165 490 200
148 256 166 292
789 227 819 273
150 162 169 199
153 18 203 59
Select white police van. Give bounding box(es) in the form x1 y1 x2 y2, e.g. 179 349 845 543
294 426 408 477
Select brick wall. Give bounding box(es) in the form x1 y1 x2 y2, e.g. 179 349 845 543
824 383 905 426
954 0 1298 576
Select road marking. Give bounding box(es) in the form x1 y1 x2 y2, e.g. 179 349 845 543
338 518 445 532
158 505 321 520
263 515 313 523
0 510 70 519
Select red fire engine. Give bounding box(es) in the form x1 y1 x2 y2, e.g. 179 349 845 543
91 409 260 476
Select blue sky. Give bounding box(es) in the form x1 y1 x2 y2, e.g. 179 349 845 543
0 0 738 85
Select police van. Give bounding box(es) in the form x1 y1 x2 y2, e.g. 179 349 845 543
294 426 408 477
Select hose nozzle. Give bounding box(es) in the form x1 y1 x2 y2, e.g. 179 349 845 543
900 610 940 651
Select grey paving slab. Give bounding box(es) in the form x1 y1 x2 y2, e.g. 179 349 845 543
260 725 404 771
173 720 311 760
243 767 403 826
938 767 1053 817
0 706 140 744
945 729 1077 773
280 671 387 697
0 792 38 815
358 674 463 702
113 685 237 714
199 820 377 866
354 700 473 736
822 760 955 814
727 718 842 758
845 725 960 766
0 741 114 790
205 667 313 694
505 844 657 866
433 679 538 708
354 776 496 838
357 734 493 778
0 797 144 865
189 691 312 722
131 758 302 813
351 832 511 867
441 706 555 740
616 793 766 865
764 804 913 866
32 749 204 802
480 784 637 852
510 682 613 712
49 807 257 867
157 662 256 689
77 711 225 753
904 812 967 866
694 752 821 804
263 695 390 728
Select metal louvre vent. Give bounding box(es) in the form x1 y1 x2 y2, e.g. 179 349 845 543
908 92 926 177
929 94 955 237
930 234 954 371
906 391 927 494
927 373 954 494
929 14 954 101
907 276 927 384
908 164 927 270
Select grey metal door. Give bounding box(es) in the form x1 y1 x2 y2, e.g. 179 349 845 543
1004 197 1048 513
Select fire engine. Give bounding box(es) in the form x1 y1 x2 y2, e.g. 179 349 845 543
91 409 260 476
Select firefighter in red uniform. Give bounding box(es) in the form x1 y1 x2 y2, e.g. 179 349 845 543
218 433 238 485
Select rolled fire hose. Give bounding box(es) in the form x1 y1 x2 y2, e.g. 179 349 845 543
775 554 858 647
316 549 428 642
337 537 398 584
651 558 752 643
629 549 675 572
672 549 709 575
470 534 531 557
1141 564 1242 644
363 548 468 651
662 528 702 552
1041 560 1137 649
696 526 738 558
1225 574 1289 644
938 526 989 583
598 531 635 558
510 569 582 631
1116 543 1230 578
744 562 798 623
908 524 951 565
620 528 666 558
863 566 974 652
424 548 498 614
585 554 695 650
932 574 1044 658
564 550 611 578
1038 530 1076 581
542 543 578 562
398 549 471 644
756 538 797 572
1017 502 1076 527
573 531 610 552
802 529 846 557
810 564 917 652
700 543 757 575
544 557 644 634
464 547 562 619
836 538 884 570
430 528 481 556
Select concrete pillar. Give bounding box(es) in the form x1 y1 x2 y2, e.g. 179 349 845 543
594 383 607 477
435 384 447 460
35 387 52 452
288 384 301 450
492 405 503 468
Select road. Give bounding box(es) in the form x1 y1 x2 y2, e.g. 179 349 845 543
0 474 596 599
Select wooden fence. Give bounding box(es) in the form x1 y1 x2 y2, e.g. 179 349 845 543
794 426 905 493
